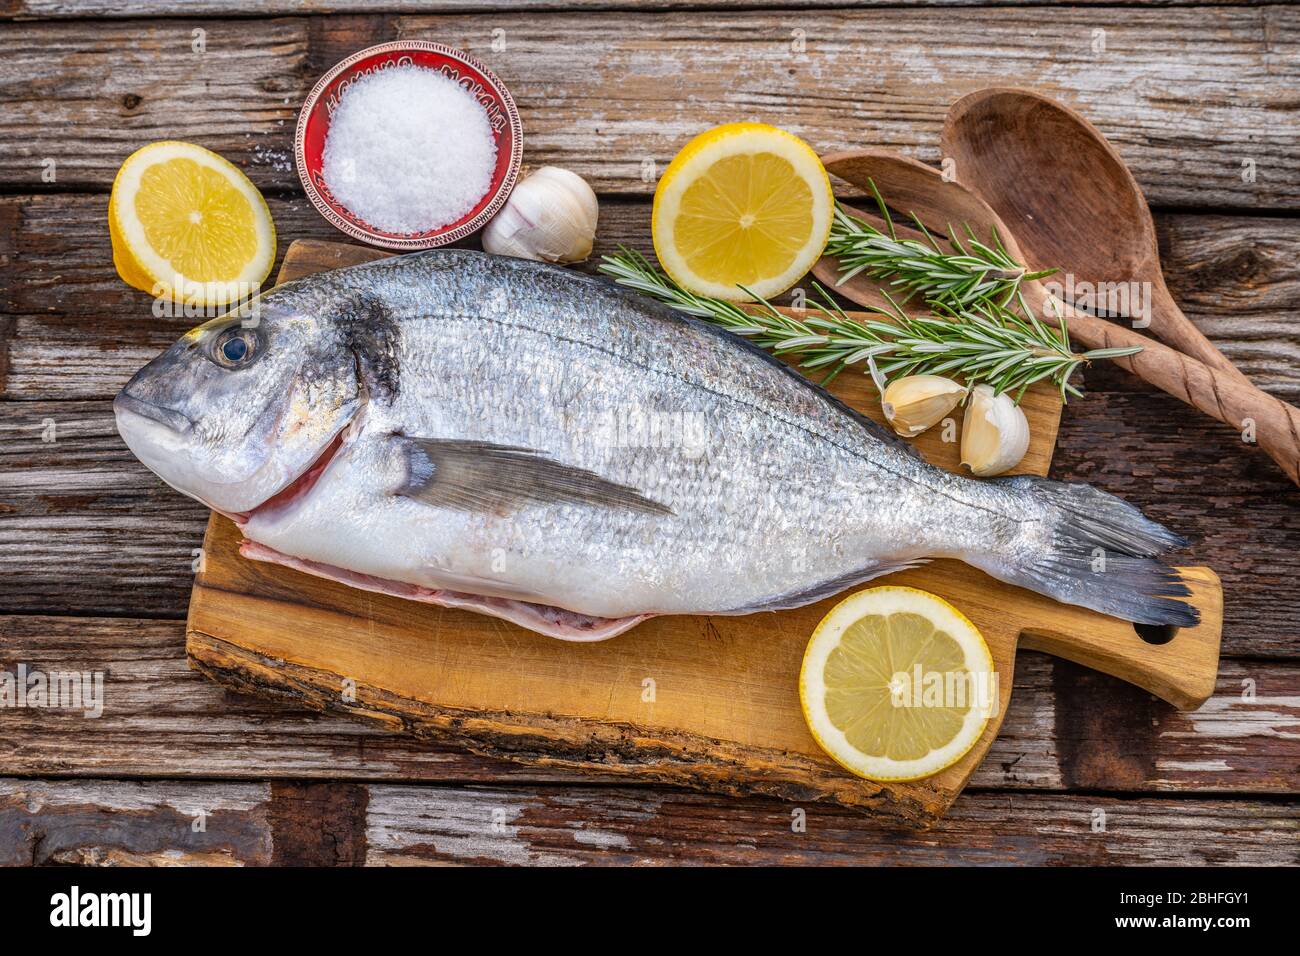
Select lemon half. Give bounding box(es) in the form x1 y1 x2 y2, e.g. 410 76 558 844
652 122 833 301
800 586 997 782
109 141 275 305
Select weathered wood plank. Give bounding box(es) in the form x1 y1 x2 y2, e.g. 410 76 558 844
0 777 365 865
1050 655 1300 795
2 615 1295 794
0 777 272 865
0 9 1295 207
0 401 203 616
0 615 617 785
0 195 342 400
1156 214 1300 397
3 195 1298 401
0 17 305 187
3 777 1294 865
3 0 1287 21
362 785 1299 865
1049 383 1300 657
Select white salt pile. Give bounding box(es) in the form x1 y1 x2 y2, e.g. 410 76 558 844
321 65 498 234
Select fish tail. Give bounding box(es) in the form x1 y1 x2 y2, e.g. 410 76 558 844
969 476 1199 627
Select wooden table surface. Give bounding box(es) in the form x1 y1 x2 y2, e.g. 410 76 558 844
1 1 1298 866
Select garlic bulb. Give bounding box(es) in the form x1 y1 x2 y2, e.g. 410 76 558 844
881 375 967 438
961 384 1030 476
481 166 599 263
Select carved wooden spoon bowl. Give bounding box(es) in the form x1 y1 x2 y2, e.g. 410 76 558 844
939 87 1247 384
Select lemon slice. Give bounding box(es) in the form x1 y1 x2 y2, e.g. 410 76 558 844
800 586 997 782
109 141 275 305
652 122 833 300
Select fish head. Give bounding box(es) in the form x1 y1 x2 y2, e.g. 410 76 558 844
114 297 361 516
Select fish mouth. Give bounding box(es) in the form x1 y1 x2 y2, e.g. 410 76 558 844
235 426 348 525
113 391 194 434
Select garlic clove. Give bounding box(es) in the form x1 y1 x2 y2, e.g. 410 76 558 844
881 374 967 438
961 384 1031 476
482 166 599 264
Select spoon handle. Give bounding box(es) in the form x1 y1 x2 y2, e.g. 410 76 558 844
1145 281 1254 387
1041 293 1300 486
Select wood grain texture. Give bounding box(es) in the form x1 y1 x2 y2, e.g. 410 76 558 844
4 196 1298 401
0 9 1295 207
3 778 1294 866
0 778 272 866
359 785 1300 866
4 0 1290 19
3 615 1294 794
0 615 596 786
0 400 203 616
1049 383 1300 659
1158 214 1300 398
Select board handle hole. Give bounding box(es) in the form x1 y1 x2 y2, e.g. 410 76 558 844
1134 622 1179 645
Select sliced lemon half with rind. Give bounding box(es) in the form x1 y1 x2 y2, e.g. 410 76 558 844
652 122 833 301
109 141 275 306
800 586 997 782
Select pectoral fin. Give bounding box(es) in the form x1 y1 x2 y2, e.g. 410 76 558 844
398 438 673 516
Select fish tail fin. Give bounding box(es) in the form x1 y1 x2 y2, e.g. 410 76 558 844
969 476 1199 627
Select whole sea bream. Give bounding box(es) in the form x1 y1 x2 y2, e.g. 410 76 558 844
114 250 1197 640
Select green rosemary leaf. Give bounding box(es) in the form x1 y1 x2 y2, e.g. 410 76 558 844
1083 346 1144 360
598 225 1138 405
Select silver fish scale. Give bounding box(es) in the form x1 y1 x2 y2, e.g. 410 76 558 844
246 251 1021 618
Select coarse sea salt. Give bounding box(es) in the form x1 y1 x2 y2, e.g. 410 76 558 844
321 65 498 234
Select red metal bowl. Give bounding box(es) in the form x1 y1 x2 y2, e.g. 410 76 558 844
295 41 523 251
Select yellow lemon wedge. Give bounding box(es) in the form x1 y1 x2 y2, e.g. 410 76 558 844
109 141 275 306
652 122 833 301
799 586 997 782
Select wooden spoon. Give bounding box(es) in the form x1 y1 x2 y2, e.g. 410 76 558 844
940 87 1249 385
812 149 1300 486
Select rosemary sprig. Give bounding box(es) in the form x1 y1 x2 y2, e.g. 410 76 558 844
824 181 1056 311
598 247 1140 402
860 294 1141 402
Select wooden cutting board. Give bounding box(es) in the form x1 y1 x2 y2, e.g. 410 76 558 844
186 239 1223 827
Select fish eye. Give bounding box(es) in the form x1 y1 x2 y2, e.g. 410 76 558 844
211 327 259 369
